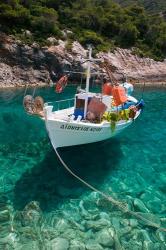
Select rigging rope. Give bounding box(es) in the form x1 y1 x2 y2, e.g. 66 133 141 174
53 145 166 232
141 81 146 99
23 84 28 98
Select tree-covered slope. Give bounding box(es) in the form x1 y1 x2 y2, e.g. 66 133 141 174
114 0 166 13
0 0 166 60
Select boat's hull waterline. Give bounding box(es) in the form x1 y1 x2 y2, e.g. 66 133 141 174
44 105 141 148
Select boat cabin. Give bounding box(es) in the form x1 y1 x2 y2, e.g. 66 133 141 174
73 92 112 121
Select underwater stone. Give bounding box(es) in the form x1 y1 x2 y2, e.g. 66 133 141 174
133 198 149 213
0 232 19 249
155 229 166 242
122 240 142 250
41 227 59 240
137 230 151 242
120 219 129 227
84 218 111 231
69 240 85 250
129 219 138 228
153 243 163 250
96 198 114 210
61 228 77 240
135 212 161 227
82 199 99 214
79 200 89 218
146 198 162 214
88 191 100 201
49 237 69 250
22 201 42 226
111 217 120 229
86 240 104 250
0 209 10 223
56 218 70 232
96 228 114 247
114 233 123 250
136 173 147 187
18 241 39 250
160 217 166 228
68 219 85 231
143 241 155 250
119 226 132 237
22 209 42 226
24 201 41 213
99 212 110 221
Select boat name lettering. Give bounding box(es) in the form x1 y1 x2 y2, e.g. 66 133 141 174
60 125 102 132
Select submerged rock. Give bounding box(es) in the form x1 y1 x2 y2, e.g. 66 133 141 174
69 240 85 250
86 240 104 250
0 202 13 238
155 229 166 243
114 233 124 250
129 219 138 228
0 209 10 223
137 230 151 242
21 201 42 226
111 217 120 230
61 228 77 240
143 241 155 250
135 212 161 228
96 228 114 247
122 240 142 250
49 237 69 250
84 218 111 231
133 198 149 213
17 241 39 250
56 218 70 232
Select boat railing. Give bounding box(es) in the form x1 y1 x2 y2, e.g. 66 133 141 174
44 98 74 111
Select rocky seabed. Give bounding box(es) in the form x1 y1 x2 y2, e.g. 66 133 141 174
0 141 166 250
0 193 166 250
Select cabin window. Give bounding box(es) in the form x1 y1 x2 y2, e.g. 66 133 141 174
76 97 85 109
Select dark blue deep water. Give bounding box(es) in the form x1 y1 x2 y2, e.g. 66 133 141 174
0 86 166 249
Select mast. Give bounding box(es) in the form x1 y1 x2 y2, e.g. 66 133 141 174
84 46 92 119
85 46 92 93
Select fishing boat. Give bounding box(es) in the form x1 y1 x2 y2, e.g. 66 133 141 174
44 47 144 148
24 47 144 148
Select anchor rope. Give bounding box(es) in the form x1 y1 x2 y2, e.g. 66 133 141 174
54 146 166 232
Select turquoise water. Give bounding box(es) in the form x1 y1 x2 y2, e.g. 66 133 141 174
0 86 166 249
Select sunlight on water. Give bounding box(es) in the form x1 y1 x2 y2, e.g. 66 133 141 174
0 86 166 249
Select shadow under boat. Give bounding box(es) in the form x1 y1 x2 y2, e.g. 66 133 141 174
13 138 123 212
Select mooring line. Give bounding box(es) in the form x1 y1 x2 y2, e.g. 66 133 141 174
54 146 166 233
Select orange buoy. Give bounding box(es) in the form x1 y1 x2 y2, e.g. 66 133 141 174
102 83 113 95
55 75 68 93
112 86 128 106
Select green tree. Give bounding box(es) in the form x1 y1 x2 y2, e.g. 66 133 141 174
119 22 139 47
30 6 60 35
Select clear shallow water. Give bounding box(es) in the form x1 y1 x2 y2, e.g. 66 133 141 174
0 86 166 249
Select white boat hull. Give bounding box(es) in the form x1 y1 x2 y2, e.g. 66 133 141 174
44 106 141 148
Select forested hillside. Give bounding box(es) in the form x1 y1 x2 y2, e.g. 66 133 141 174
114 0 166 13
0 0 166 60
